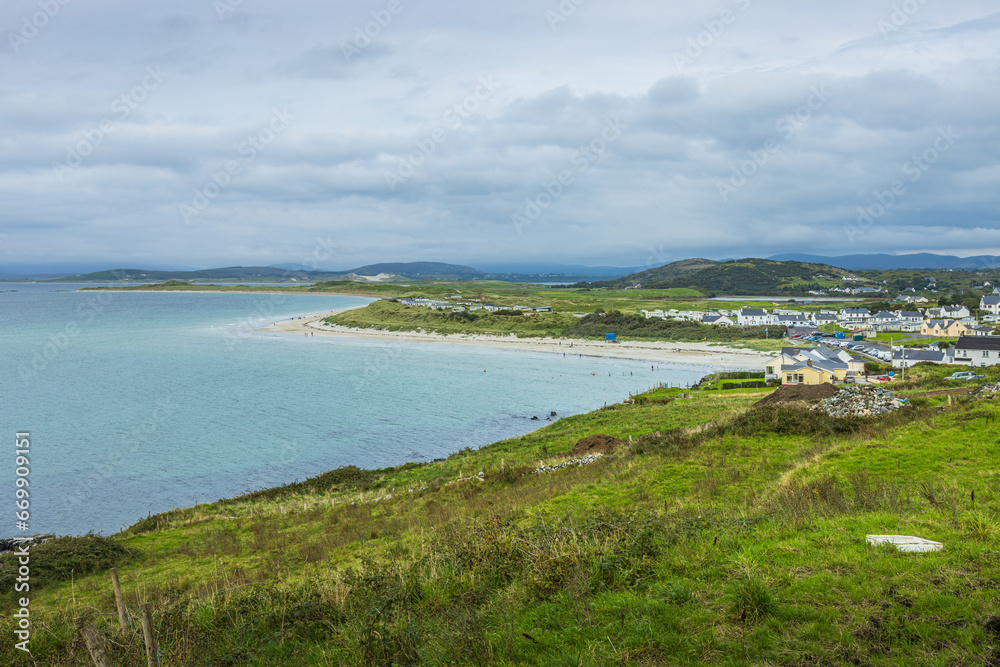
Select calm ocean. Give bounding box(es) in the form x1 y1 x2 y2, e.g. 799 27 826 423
1 284 742 536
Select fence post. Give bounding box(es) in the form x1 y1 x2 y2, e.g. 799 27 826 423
81 625 113 667
110 568 128 633
140 602 158 667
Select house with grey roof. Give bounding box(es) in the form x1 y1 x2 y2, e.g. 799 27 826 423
763 345 864 384
812 312 837 326
775 313 810 326
892 347 952 369
870 311 897 325
839 307 871 323
981 295 1000 315
928 305 971 319
737 308 775 326
953 336 1000 367
701 315 735 327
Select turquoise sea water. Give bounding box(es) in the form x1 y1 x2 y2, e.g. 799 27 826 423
0 285 748 536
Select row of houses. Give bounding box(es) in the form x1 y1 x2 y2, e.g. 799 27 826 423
769 335 1000 386
393 297 552 314
644 304 998 334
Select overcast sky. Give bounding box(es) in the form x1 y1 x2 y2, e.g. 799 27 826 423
2 0 998 272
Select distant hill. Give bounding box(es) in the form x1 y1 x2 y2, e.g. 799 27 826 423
46 266 344 283
473 263 641 278
46 261 625 285
613 258 720 286
770 253 1000 271
605 258 853 296
346 262 484 281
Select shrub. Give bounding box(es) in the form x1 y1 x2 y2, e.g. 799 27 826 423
726 574 778 623
0 535 135 593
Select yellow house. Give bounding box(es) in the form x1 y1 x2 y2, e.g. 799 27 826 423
765 346 857 385
920 319 968 337
781 361 837 385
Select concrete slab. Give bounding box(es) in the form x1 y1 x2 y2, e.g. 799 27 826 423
866 534 943 553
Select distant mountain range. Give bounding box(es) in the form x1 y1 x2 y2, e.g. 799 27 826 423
13 253 1000 286
37 262 634 284
768 253 1000 271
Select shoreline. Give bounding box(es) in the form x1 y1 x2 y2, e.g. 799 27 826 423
259 310 771 368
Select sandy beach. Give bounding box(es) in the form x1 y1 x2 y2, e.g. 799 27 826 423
259 310 770 368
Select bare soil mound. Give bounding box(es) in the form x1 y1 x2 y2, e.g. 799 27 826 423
753 383 839 408
569 434 625 456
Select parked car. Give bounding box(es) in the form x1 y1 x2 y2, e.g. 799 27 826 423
945 371 986 380
792 334 803 338
876 375 892 381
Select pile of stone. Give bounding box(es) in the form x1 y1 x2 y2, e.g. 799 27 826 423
974 382 1000 398
811 384 906 417
532 454 603 475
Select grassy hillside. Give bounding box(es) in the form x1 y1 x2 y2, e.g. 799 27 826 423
4 364 1000 665
635 258 851 295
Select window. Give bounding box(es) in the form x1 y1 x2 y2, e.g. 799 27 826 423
766 366 774 374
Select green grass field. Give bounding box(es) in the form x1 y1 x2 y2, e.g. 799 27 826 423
4 364 1000 665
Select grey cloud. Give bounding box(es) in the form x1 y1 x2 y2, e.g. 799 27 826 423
1 0 999 270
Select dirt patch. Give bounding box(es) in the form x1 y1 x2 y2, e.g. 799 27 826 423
901 387 976 398
753 383 839 408
569 434 625 456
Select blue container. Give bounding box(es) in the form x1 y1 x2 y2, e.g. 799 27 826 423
606 333 617 341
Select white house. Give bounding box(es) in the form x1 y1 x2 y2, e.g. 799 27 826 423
892 347 952 369
928 305 971 319
813 312 838 326
896 295 930 304
775 313 810 327
953 335 1000 367
981 295 1000 315
896 311 924 324
737 308 776 326
701 315 735 327
839 308 871 324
